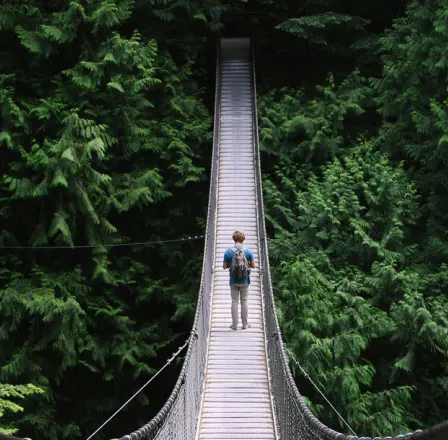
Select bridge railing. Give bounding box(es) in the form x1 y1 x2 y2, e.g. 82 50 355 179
113 39 221 440
0 434 31 440
249 38 448 440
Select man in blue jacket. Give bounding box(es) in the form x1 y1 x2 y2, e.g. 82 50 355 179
223 230 256 330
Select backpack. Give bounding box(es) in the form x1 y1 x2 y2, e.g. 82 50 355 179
229 247 250 280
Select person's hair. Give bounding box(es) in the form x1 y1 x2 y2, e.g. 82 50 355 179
232 230 246 243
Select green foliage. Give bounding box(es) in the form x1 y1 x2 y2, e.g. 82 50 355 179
0 383 43 435
266 140 448 434
373 0 448 265
259 72 371 234
260 7 448 429
277 12 369 46
1 0 448 438
260 72 369 161
0 0 212 438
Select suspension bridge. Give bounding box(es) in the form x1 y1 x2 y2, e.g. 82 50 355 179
111 37 447 440
4 37 447 440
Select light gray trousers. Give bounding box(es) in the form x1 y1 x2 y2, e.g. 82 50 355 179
230 284 249 327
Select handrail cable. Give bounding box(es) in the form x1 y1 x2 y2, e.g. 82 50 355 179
0 433 31 440
285 346 357 437
85 338 190 440
0 235 204 250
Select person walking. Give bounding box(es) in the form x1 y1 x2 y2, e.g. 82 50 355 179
223 230 256 330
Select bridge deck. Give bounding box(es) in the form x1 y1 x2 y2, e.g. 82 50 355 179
196 38 276 440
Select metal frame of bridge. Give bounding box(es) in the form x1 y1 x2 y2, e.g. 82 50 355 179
195 37 277 440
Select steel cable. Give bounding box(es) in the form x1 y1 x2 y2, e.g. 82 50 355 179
86 339 190 440
0 235 204 250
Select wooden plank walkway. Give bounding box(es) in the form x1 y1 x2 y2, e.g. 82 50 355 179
196 38 276 440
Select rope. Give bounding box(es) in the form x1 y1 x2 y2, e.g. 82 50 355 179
85 338 190 440
285 346 358 437
0 235 204 250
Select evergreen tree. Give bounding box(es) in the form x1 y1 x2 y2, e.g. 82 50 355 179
374 0 448 267
1 0 447 438
259 0 448 433
268 140 421 435
0 384 42 436
0 0 214 438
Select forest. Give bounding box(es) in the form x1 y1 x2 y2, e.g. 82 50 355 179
0 0 447 439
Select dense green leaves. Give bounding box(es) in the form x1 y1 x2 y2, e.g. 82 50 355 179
0 0 213 438
277 12 369 46
0 383 43 435
259 0 448 435
269 143 421 434
0 0 447 438
373 0 448 264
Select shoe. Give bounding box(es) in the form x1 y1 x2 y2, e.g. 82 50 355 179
242 323 251 330
230 324 237 331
